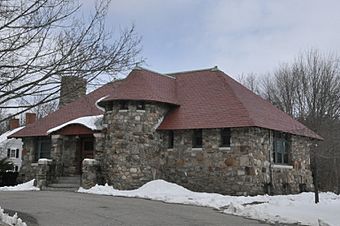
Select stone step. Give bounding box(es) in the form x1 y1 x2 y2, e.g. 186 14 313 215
44 186 79 192
48 183 80 188
57 176 81 184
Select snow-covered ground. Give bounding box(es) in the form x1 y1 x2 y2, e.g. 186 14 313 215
0 180 39 192
79 180 340 226
0 207 26 226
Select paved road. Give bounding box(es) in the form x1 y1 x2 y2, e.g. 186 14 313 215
0 191 272 226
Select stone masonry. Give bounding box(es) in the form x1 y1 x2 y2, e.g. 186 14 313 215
100 101 169 189
95 100 314 195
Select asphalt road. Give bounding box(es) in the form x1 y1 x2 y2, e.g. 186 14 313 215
0 191 272 226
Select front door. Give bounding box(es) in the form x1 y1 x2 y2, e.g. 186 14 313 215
77 137 95 174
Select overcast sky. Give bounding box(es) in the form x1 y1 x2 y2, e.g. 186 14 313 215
86 0 340 77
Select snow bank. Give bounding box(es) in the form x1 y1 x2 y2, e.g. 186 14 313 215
79 180 340 226
47 115 103 134
0 207 26 226
0 180 39 191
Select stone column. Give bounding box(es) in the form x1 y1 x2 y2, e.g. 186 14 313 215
19 137 36 182
51 135 64 177
93 133 104 161
36 158 53 189
81 159 99 189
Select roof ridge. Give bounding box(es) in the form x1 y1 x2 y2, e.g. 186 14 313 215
217 71 256 126
133 66 176 79
166 66 219 76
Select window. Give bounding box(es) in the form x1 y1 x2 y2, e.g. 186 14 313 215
136 101 145 110
34 137 51 161
119 100 128 110
105 101 113 111
7 148 10 158
10 149 16 158
273 131 290 164
220 128 231 147
14 166 18 172
192 129 203 148
168 131 174 149
16 149 19 158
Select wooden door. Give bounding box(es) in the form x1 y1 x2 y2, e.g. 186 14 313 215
78 137 94 174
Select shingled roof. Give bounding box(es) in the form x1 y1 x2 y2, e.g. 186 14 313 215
99 67 178 105
11 82 120 137
158 68 321 139
11 67 321 139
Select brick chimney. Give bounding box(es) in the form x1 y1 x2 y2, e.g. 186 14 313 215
25 112 36 125
59 76 87 108
9 118 19 130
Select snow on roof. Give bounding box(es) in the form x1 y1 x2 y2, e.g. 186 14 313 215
0 127 24 144
95 95 109 112
47 115 103 134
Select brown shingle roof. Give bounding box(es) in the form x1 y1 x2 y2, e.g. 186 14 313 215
158 69 321 139
11 82 120 137
11 67 321 140
100 67 178 105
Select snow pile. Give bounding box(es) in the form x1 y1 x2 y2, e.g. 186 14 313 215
0 180 39 191
47 115 103 134
79 179 340 226
0 207 26 226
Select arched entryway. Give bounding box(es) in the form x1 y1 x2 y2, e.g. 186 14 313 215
53 124 96 176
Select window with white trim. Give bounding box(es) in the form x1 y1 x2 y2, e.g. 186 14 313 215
273 131 290 164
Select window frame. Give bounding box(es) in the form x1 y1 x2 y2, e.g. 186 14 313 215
192 129 203 149
220 128 231 148
10 149 16 158
119 100 129 110
136 101 145 111
168 131 174 149
34 137 52 162
272 131 290 165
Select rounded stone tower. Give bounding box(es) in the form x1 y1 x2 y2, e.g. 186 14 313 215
97 68 178 189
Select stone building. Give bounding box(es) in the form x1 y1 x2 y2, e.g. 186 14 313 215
11 67 321 195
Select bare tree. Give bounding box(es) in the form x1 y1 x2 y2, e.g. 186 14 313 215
263 49 340 193
237 73 262 95
0 0 142 122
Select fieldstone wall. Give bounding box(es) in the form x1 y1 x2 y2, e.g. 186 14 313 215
81 159 99 189
59 76 86 107
160 128 269 195
271 135 313 194
96 99 314 195
50 135 63 177
100 101 169 189
19 138 37 182
36 159 54 189
160 127 314 195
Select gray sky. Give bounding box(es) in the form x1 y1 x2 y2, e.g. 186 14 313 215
87 0 340 77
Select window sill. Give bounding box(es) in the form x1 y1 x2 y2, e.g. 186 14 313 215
136 110 145 113
118 109 128 112
167 148 174 151
219 147 231 151
192 147 203 151
272 164 293 169
31 163 38 167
